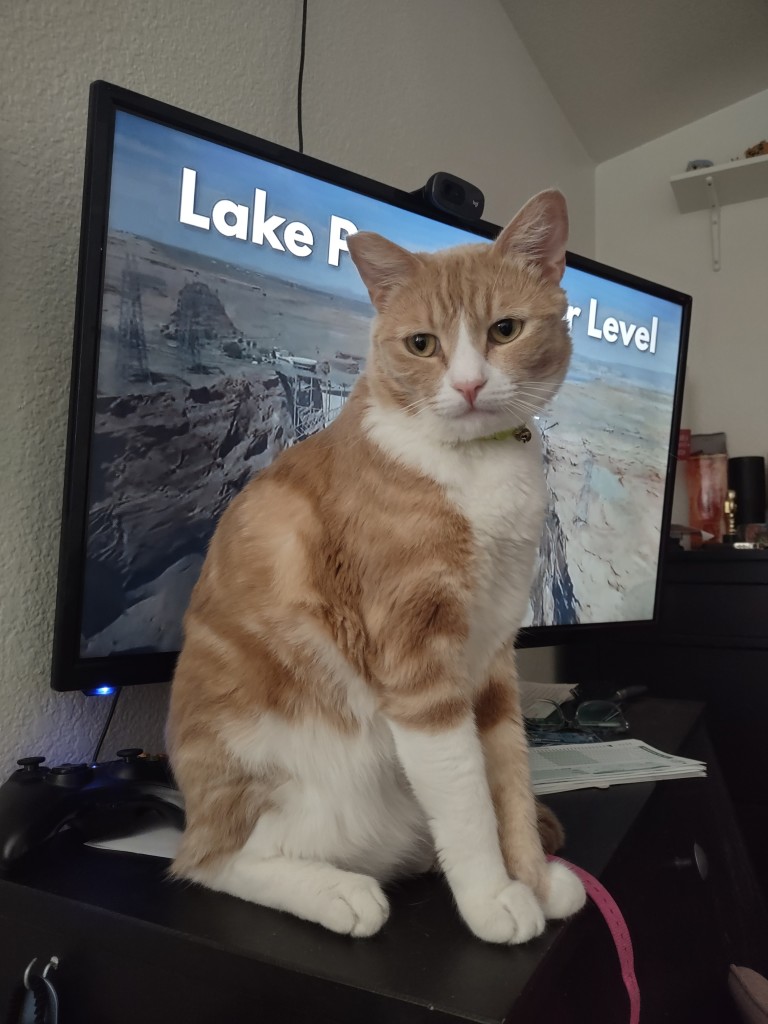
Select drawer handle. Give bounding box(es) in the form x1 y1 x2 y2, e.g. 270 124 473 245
674 842 709 881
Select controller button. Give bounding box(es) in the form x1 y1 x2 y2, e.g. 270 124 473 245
47 763 92 787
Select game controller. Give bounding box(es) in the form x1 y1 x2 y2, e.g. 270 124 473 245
0 748 185 871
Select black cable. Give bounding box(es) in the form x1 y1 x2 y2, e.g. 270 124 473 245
91 687 122 763
297 0 308 153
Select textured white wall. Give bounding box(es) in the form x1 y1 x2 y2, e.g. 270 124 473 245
596 91 768 483
0 0 593 774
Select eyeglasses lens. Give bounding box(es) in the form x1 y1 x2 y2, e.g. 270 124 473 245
526 700 567 729
575 700 628 730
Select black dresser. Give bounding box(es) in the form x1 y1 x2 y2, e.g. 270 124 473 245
561 547 768 893
0 699 765 1023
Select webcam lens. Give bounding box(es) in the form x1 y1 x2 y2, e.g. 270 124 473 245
442 181 464 204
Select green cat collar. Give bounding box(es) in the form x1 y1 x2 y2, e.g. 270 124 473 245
475 424 532 444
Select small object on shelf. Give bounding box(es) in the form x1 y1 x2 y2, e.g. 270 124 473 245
728 456 767 530
745 140 768 158
723 489 738 543
686 159 714 171
743 523 768 549
669 523 712 551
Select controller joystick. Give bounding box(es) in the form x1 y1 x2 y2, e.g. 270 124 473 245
110 748 146 781
14 757 49 784
117 748 144 760
108 748 174 785
0 750 185 871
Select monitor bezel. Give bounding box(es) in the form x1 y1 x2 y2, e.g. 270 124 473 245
51 81 690 691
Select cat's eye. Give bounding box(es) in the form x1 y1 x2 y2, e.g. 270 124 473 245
489 318 524 345
405 333 438 357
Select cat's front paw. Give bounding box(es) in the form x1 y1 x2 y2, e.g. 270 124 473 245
541 860 586 920
459 881 545 944
319 874 390 937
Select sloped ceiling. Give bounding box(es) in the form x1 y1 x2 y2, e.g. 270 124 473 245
499 0 768 161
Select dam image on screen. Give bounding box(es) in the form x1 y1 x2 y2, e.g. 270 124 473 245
80 111 684 657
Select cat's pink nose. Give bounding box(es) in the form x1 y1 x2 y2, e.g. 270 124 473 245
453 379 486 408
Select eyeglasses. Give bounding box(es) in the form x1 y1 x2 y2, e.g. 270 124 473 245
525 698 629 737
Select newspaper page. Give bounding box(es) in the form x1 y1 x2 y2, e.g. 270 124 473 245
530 738 706 794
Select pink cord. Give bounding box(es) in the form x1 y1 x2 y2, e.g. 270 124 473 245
548 855 641 1024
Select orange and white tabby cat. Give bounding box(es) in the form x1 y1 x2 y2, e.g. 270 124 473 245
167 188 586 943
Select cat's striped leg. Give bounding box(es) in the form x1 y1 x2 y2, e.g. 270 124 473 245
182 854 390 937
475 648 586 921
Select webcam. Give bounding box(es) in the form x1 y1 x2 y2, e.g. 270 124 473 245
413 172 485 222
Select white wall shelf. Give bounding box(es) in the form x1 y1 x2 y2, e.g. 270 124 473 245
670 153 768 213
669 153 768 270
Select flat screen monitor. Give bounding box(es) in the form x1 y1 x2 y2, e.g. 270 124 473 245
51 82 690 691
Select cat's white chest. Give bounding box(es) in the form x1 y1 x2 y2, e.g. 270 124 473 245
442 438 546 678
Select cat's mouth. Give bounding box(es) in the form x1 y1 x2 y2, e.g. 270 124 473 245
440 405 492 424
441 404 517 438
448 401 505 420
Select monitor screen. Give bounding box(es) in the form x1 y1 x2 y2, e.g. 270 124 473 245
52 82 689 691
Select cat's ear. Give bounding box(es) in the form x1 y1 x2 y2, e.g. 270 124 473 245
347 232 422 310
492 189 568 284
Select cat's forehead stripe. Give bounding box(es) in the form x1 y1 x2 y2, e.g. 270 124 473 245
448 316 486 384
414 247 555 329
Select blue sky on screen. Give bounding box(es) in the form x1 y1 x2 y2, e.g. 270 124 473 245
110 112 683 376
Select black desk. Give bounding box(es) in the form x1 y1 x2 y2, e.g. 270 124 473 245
0 699 765 1023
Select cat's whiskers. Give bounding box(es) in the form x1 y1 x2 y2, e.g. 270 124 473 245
508 381 561 393
508 382 560 402
503 397 546 415
499 397 548 421
399 395 437 416
508 392 555 411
